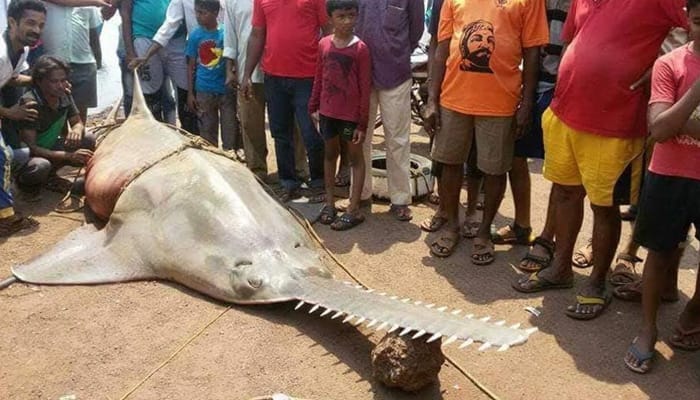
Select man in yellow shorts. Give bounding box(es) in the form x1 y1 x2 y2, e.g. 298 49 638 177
513 0 688 320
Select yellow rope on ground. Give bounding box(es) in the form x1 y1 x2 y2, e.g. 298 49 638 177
118 306 231 400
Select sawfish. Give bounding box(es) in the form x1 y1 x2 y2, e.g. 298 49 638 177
4 74 536 351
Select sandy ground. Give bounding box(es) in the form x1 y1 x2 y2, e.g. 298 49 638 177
1 120 699 400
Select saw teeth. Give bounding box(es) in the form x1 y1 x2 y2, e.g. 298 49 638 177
309 304 320 314
443 335 458 346
354 284 363 289
377 321 389 331
478 342 492 351
399 327 412 336
498 344 510 352
509 323 521 329
495 320 506 326
354 317 367 326
342 281 352 286
451 309 462 315
459 338 474 349
480 316 491 322
401 298 410 303
389 295 398 300
426 332 442 343
366 289 375 293
294 301 305 310
426 304 435 309
388 324 400 333
379 292 387 296
320 308 333 317
342 315 354 323
412 329 427 339
466 314 474 319
331 311 343 319
366 319 378 328
437 306 447 312
414 301 422 305
526 327 538 335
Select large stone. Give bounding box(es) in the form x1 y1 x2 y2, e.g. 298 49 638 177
371 332 445 392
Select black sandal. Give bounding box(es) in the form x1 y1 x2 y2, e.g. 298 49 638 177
319 204 337 225
518 236 555 272
330 212 365 231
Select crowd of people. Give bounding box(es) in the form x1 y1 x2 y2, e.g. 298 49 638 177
0 0 698 375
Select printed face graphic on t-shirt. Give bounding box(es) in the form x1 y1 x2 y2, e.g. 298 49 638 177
324 51 354 101
199 39 223 69
459 20 495 73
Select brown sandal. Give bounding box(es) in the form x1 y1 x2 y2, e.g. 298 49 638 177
572 239 594 268
430 230 460 258
609 253 643 286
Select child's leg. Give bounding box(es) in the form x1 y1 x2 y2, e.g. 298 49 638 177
345 140 366 214
324 136 340 208
197 92 220 148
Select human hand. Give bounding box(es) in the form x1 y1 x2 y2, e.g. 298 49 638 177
65 128 83 150
423 101 440 138
352 129 366 145
630 68 652 91
6 101 38 121
225 67 238 89
128 57 148 70
68 149 94 165
241 77 253 100
187 93 198 113
514 101 533 139
64 80 72 95
310 111 320 133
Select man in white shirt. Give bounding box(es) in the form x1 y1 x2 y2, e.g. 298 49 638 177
0 0 46 236
40 0 109 57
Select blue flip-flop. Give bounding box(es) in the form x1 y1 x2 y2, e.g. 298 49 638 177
624 338 655 374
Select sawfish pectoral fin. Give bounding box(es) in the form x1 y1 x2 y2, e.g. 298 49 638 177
12 224 155 285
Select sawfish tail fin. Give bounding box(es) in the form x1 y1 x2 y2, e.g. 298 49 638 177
129 69 154 120
11 224 155 285
295 277 536 351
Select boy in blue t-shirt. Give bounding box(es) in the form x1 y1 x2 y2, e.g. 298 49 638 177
185 0 240 151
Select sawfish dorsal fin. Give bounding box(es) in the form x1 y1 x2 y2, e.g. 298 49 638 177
129 69 155 120
12 224 156 285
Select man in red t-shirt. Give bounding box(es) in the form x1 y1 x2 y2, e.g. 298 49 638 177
242 0 330 201
513 0 687 321
623 1 700 371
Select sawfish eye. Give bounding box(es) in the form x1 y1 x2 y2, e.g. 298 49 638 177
235 260 253 268
294 242 301 248
248 277 263 288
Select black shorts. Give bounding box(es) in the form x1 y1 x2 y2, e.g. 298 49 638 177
319 115 357 141
634 171 700 252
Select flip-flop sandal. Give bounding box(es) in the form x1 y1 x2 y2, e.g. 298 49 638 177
462 218 480 238
572 240 594 268
613 281 679 303
512 271 574 293
330 212 365 231
430 230 460 258
609 253 643 286
319 204 337 225
624 337 656 374
565 292 612 320
471 238 495 266
307 193 326 204
427 193 440 205
390 204 413 221
492 223 533 245
420 215 447 232
668 326 700 351
334 173 350 187
518 236 555 272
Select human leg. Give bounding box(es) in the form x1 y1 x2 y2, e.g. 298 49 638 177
429 108 474 257
376 79 412 209
291 78 324 190
472 116 515 265
264 75 298 193
238 83 268 179
196 92 221 148
321 133 340 224
177 87 199 135
220 89 240 151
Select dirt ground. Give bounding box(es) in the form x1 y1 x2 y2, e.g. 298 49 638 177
1 120 699 400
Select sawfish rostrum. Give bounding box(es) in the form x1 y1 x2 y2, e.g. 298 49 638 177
10 73 536 351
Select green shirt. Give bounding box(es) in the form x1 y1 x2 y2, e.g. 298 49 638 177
18 89 78 149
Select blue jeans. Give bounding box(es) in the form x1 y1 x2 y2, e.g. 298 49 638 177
0 134 14 215
264 75 324 190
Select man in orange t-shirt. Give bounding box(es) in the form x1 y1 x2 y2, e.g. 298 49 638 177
424 0 548 264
